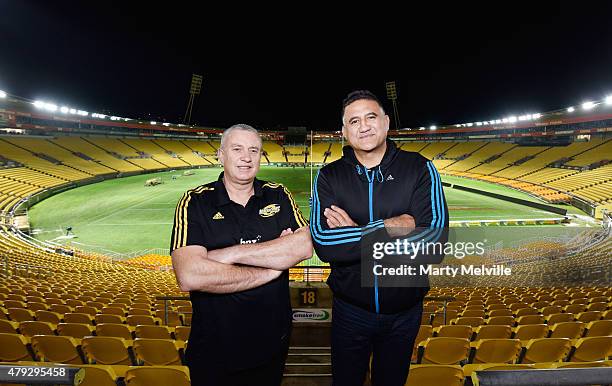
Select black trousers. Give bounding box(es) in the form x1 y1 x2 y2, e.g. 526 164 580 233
187 341 289 386
331 297 423 386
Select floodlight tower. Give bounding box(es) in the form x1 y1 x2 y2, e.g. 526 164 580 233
183 74 203 125
385 81 401 130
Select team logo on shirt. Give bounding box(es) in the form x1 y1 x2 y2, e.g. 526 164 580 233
386 174 395 181
212 212 224 220
259 204 281 218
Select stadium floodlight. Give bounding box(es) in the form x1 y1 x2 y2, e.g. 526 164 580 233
162 123 170 126
455 124 461 127
0 90 6 98
429 125 437 130
582 101 595 110
150 121 157 125
495 119 502 124
69 108 77 114
34 100 45 108
532 113 541 119
419 126 425 130
44 103 58 112
466 122 473 127
605 95 612 105
60 106 69 113
77 110 88 116
501 118 508 123
567 106 575 113
476 122 482 126
508 116 517 123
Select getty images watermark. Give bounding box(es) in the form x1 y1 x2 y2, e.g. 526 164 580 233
360 226 611 287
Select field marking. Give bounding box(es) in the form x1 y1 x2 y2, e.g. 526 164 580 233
88 188 176 224
90 223 174 226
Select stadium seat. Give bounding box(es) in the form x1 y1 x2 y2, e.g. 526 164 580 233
405 364 464 386
124 366 191 386
133 338 184 365
513 324 549 340
7 308 35 322
470 339 522 364
568 336 612 362
576 311 603 323
0 319 19 334
0 333 33 361
19 321 56 337
549 321 586 339
417 337 470 365
519 338 572 363
35 310 63 324
57 322 96 339
174 326 190 341
96 323 134 340
135 325 173 339
585 320 612 337
452 317 484 327
81 336 135 365
435 325 472 340
30 335 84 364
72 364 121 386
489 309 513 317
127 315 159 326
547 313 575 325
486 316 515 326
516 315 546 325
64 313 94 325
474 325 513 340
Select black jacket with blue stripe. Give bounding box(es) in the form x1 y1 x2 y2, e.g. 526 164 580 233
310 139 449 314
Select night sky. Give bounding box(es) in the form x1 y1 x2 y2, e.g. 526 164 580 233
2 2 612 131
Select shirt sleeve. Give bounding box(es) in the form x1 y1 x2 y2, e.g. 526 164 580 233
310 169 385 264
278 184 308 231
170 191 207 254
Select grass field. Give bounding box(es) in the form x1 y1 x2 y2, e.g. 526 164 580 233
29 166 577 255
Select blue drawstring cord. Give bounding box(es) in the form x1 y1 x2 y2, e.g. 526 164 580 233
377 166 384 183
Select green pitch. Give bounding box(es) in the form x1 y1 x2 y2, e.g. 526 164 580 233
29 166 575 255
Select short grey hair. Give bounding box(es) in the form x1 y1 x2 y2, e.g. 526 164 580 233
220 123 262 149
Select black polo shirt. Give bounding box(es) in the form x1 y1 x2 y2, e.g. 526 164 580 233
170 172 307 370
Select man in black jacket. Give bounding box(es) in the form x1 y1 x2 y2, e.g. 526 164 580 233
310 90 449 386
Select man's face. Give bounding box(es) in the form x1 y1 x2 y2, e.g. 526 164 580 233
342 99 389 152
218 130 262 184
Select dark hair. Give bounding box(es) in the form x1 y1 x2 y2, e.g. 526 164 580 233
341 90 385 118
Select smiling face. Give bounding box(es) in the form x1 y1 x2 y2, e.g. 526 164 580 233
342 98 389 153
218 129 262 185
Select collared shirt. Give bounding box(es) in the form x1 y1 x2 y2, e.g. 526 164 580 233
170 172 307 369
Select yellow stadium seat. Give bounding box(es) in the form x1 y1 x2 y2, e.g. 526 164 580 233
519 338 572 363
546 313 575 325
7 308 35 322
452 317 484 327
64 313 94 325
19 321 56 337
0 319 19 334
133 338 184 365
569 337 612 362
585 320 612 337
31 335 84 364
96 323 134 340
549 321 586 339
35 310 63 324
516 315 546 325
470 339 522 364
418 337 470 365
124 366 190 386
174 326 190 341
0 333 33 362
405 364 464 386
95 314 126 324
436 325 472 340
474 325 512 340
576 311 603 323
135 325 173 339
71 364 121 386
49 304 73 315
126 315 159 326
513 324 549 340
81 336 135 365
57 323 95 339
488 309 513 317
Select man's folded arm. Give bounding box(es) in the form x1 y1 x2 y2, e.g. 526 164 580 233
310 170 384 263
172 245 282 293
207 226 313 270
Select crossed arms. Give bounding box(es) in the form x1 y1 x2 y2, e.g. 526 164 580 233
172 226 312 293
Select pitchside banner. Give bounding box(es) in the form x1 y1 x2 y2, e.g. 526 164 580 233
292 308 331 322
360 226 611 288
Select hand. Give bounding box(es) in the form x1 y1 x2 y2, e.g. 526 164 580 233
324 205 358 229
384 214 416 237
279 228 293 237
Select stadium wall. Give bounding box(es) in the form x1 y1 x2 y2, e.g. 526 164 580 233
444 182 568 216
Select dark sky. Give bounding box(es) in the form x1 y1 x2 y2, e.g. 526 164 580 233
2 2 612 131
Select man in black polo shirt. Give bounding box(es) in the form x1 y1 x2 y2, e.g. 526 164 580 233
170 123 312 386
